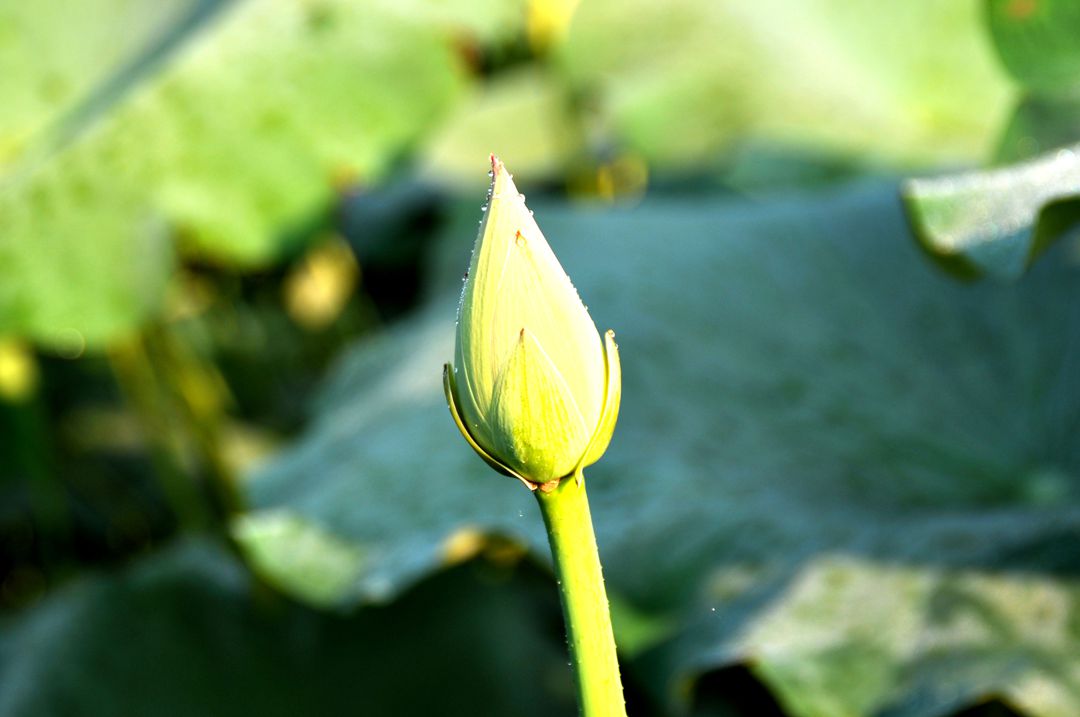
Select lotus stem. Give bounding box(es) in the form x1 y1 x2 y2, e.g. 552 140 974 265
536 477 626 717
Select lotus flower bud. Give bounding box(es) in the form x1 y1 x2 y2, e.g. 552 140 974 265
444 156 621 490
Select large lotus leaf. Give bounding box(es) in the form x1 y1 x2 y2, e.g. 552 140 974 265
0 539 575 716
554 0 1011 167
243 182 1080 713
0 0 476 347
902 144 1080 280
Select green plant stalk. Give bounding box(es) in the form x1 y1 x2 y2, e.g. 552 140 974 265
108 335 212 532
536 476 626 717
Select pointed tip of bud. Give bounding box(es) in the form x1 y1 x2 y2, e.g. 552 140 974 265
487 154 517 206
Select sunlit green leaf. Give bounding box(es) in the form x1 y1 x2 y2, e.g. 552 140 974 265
0 0 472 347
0 0 195 169
902 144 1080 280
662 557 1080 717
231 511 366 607
555 0 1010 167
986 0 1080 95
420 67 581 187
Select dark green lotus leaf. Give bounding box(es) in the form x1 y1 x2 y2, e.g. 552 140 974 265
243 182 1080 712
0 539 574 716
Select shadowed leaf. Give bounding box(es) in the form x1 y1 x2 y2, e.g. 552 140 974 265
0 540 575 716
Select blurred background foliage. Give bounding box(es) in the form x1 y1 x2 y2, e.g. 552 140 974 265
1 0 1080 715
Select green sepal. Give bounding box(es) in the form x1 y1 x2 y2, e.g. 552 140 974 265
443 363 531 485
576 330 622 475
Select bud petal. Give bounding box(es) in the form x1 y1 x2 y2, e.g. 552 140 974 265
488 328 591 483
